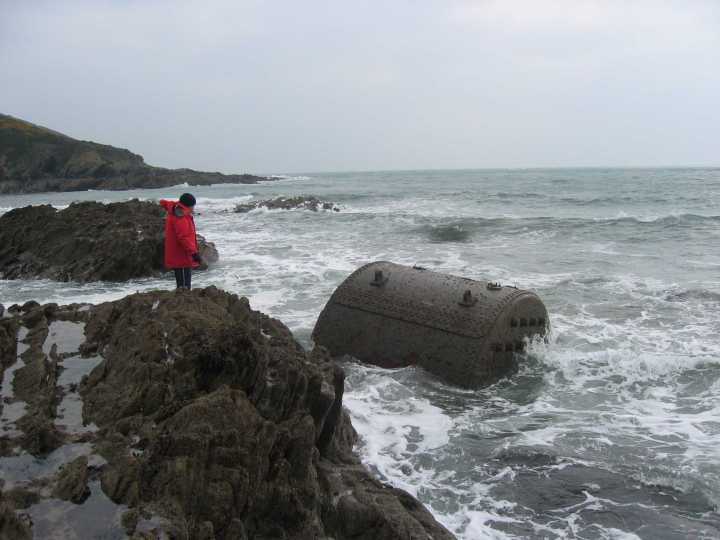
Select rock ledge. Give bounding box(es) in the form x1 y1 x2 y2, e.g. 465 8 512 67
0 287 454 539
0 200 218 282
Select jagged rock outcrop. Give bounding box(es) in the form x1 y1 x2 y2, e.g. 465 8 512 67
0 319 16 368
235 196 340 213
0 288 455 539
80 287 452 539
0 491 31 540
52 456 90 503
0 200 218 282
0 114 272 194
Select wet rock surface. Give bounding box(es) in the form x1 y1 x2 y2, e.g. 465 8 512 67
0 490 32 540
0 200 218 282
0 287 454 539
0 319 16 370
235 196 340 213
52 455 90 503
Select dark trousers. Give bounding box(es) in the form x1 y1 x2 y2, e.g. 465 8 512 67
174 268 192 289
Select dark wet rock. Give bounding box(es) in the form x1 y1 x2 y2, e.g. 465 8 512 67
196 238 219 271
0 200 218 282
74 286 453 539
20 308 45 329
130 532 160 540
225 519 248 539
0 319 17 368
197 521 214 540
0 304 4 318
0 288 453 539
20 301 39 313
0 490 32 540
3 487 40 510
121 508 140 535
17 416 64 456
235 195 340 213
0 318 20 458
319 461 454 540
7 309 67 456
100 454 140 505
52 455 90 503
0 113 273 194
42 304 59 319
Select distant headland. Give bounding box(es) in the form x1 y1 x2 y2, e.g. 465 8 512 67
0 114 272 194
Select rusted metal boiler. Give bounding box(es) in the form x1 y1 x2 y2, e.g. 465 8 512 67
312 261 549 387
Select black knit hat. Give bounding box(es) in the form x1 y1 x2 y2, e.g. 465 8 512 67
179 193 196 207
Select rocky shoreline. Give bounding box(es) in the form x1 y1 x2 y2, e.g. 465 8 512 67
0 288 454 539
0 200 218 282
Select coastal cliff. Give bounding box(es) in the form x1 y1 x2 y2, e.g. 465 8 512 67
0 288 454 539
0 114 270 194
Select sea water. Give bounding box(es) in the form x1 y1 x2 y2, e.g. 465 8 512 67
1 168 719 539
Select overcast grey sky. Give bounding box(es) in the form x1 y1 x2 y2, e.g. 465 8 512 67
1 0 719 173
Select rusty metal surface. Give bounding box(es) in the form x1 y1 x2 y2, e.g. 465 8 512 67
312 261 549 387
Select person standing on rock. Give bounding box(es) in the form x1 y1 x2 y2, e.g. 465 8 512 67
160 193 203 289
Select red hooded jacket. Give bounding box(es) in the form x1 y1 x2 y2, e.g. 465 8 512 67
160 200 199 269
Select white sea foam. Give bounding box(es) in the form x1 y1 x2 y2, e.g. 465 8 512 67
343 365 452 496
193 194 254 212
268 174 312 181
2 169 720 538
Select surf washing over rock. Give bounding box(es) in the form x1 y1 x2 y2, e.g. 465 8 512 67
1 168 719 539
234 196 340 213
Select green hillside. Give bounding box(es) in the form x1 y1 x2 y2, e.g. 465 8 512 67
0 114 267 193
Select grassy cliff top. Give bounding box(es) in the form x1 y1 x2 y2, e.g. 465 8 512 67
0 113 71 139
